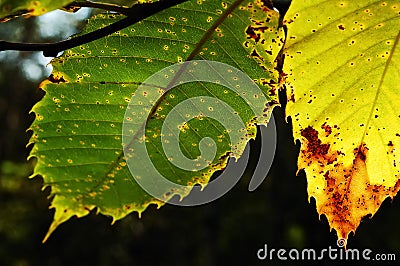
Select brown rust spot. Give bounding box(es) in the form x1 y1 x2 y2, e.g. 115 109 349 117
266 99 279 106
301 126 331 157
301 137 400 241
387 141 395 154
48 74 66 84
250 49 264 61
321 122 332 137
353 144 368 161
245 24 271 43
287 87 295 103
268 86 276 96
245 26 261 42
324 171 335 192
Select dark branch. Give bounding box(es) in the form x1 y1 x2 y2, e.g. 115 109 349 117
0 0 188 57
65 1 133 16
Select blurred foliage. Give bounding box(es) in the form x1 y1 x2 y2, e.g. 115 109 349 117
0 1 400 265
0 9 90 162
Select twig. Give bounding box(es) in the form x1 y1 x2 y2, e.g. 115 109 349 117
0 0 188 57
65 0 133 16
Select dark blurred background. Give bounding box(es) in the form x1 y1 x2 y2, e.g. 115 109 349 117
1 1 400 265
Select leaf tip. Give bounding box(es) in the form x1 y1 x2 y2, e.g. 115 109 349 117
42 207 75 243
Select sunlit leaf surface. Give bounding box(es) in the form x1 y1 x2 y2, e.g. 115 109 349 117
283 0 400 242
28 0 283 240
